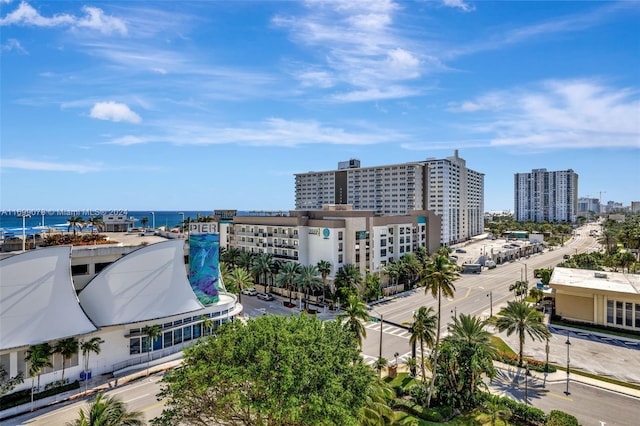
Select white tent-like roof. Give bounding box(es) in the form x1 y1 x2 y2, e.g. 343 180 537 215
0 246 98 351
79 239 204 327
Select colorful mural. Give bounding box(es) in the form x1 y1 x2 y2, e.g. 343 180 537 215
189 233 220 305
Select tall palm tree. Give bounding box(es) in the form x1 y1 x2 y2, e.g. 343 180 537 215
140 217 149 230
296 264 322 310
445 314 498 397
316 260 332 303
336 295 370 348
66 393 144 426
495 300 551 366
334 263 363 302
86 216 105 236
220 247 241 269
276 261 301 304
251 253 275 291
401 253 422 288
142 325 161 376
226 267 253 304
81 337 104 385
383 260 402 292
68 216 84 238
237 251 255 273
418 250 460 407
25 343 52 408
54 337 79 382
404 306 437 384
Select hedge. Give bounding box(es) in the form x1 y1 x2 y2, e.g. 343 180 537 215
0 380 80 410
547 410 580 426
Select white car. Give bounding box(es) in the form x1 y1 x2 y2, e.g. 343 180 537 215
242 288 257 296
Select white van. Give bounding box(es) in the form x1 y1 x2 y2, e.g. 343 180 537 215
484 260 496 269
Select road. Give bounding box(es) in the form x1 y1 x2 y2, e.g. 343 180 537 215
491 367 640 426
10 224 639 425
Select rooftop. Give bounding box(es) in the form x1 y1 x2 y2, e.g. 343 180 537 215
550 267 640 295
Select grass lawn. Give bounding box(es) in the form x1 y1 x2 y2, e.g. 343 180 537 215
384 372 420 389
491 336 516 355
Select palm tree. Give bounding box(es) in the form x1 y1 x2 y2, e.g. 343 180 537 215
360 377 395 426
25 343 52 409
509 280 528 301
405 357 417 378
401 253 422 288
226 267 253 304
418 250 460 407
81 337 104 386
445 314 498 397
251 253 275 291
404 306 437 384
383 260 402 293
336 295 370 348
142 325 161 376
86 216 105 236
237 251 255 273
481 394 512 426
495 300 551 366
140 217 149 229
276 261 301 304
296 264 322 310
220 247 241 269
68 216 84 238
66 393 144 426
54 337 79 383
334 263 363 302
316 260 332 303
374 357 388 378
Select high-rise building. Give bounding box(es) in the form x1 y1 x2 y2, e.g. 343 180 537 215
294 150 484 246
514 168 578 223
577 197 601 216
425 150 485 245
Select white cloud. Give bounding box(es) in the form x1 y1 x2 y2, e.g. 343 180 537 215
0 158 102 173
442 0 475 13
106 118 407 147
1 38 27 53
452 79 640 149
272 0 424 101
0 2 127 35
90 101 142 123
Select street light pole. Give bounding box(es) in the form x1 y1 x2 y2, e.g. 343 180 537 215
565 330 571 395
487 291 493 319
379 312 383 361
150 212 155 229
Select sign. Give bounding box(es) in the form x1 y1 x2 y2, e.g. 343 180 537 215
308 228 321 236
189 233 220 305
356 230 368 240
189 222 218 234
322 228 330 239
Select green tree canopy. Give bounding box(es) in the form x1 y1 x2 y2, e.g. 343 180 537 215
495 301 550 366
153 314 375 426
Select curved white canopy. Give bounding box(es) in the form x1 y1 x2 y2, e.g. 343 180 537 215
79 239 203 327
0 246 97 351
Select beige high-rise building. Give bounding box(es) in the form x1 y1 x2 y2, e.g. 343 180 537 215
294 150 484 246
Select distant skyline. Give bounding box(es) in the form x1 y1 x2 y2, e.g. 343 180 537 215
1 0 638 212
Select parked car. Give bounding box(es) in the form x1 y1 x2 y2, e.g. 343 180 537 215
257 292 274 301
484 260 497 269
563 254 571 259
241 288 257 296
455 248 466 253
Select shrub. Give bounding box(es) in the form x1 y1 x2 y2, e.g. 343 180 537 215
0 380 80 410
547 410 580 426
406 384 428 406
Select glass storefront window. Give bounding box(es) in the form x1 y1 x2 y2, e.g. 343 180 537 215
129 338 140 355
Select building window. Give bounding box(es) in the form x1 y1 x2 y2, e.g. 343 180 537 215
616 301 623 325
184 325 192 342
626 303 633 327
174 329 183 344
635 304 640 328
95 262 111 273
193 323 202 339
129 338 140 355
71 264 89 275
164 331 173 348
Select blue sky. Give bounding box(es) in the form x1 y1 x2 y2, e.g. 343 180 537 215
1 0 638 212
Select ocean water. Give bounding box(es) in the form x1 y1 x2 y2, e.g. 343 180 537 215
0 209 287 235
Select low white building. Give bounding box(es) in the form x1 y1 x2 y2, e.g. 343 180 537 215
0 239 241 396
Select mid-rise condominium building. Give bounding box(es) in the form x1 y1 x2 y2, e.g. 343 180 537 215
223 205 441 278
294 150 484 246
514 168 578 223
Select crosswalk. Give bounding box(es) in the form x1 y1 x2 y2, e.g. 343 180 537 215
362 351 413 366
364 322 411 339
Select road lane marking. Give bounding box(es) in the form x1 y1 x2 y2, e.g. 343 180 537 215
124 394 149 403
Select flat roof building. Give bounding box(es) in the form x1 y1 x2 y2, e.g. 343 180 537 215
550 267 640 331
226 205 441 278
